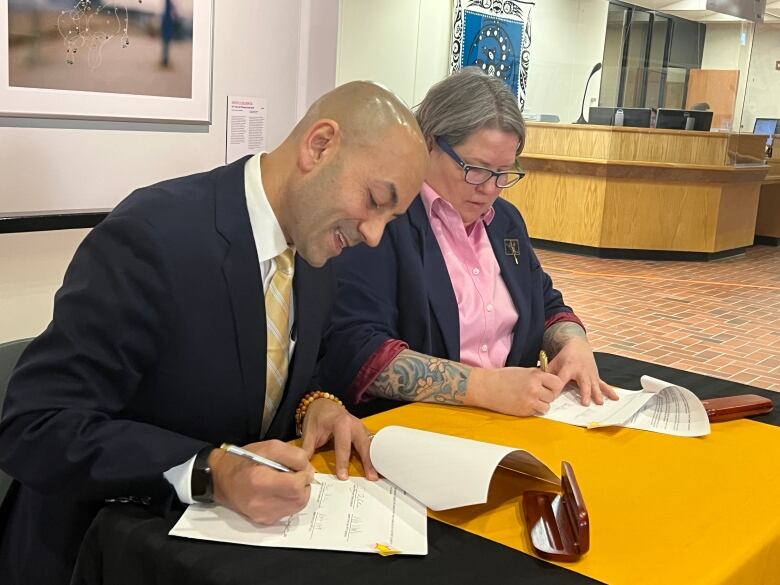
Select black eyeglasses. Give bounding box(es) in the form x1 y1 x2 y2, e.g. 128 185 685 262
436 137 525 189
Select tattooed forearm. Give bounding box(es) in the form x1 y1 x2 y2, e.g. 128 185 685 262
543 322 587 358
367 349 471 404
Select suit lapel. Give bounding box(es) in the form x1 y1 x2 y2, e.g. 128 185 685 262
487 209 532 366
408 198 460 360
214 156 267 440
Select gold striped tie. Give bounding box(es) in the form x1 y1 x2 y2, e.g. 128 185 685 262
261 248 295 436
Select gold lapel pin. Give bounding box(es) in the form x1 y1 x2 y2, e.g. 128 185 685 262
504 238 519 264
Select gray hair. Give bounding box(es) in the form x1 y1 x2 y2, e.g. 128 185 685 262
415 67 525 153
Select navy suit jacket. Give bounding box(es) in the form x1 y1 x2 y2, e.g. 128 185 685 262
0 157 335 585
319 196 572 416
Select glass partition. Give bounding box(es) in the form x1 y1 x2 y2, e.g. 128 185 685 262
519 0 770 168
621 10 651 108
662 67 687 109
738 21 780 159
495 0 770 254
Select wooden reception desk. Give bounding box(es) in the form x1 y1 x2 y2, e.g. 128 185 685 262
504 123 769 259
755 140 780 246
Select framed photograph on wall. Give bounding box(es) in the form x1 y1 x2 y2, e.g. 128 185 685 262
450 0 534 106
0 0 213 123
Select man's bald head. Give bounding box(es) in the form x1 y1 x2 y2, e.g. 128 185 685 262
263 81 428 267
292 81 423 149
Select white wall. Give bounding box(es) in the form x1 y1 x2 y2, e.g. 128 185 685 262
336 0 451 107
304 0 340 112
524 0 609 123
337 0 608 121
0 0 339 342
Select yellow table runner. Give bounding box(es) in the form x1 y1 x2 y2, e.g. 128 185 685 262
310 403 780 585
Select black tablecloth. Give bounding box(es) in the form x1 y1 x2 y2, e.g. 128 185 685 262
70 353 778 585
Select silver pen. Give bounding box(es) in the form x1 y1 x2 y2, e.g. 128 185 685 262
219 443 320 484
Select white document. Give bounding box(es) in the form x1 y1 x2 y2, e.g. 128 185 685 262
370 426 559 510
170 427 560 554
171 474 428 555
226 96 267 164
540 376 711 437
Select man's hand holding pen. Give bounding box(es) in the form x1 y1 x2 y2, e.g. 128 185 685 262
209 440 314 525
208 397 378 525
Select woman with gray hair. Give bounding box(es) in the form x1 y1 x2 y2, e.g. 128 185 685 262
319 67 617 419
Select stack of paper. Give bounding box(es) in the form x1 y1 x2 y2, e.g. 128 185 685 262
170 474 428 555
170 427 560 556
540 376 711 437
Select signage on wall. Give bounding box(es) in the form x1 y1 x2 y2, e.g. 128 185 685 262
226 96 267 164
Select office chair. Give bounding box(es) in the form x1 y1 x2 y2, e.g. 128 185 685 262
0 338 32 506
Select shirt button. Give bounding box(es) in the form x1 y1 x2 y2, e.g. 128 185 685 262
480 344 488 352
486 304 493 312
472 268 480 275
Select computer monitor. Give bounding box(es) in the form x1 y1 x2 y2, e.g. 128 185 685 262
588 107 652 128
753 118 779 148
656 109 713 131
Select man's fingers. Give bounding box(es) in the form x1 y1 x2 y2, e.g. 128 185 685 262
332 420 352 480
245 468 312 523
256 440 310 472
300 429 317 458
352 427 379 481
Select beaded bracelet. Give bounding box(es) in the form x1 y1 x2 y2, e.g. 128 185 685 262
295 390 344 436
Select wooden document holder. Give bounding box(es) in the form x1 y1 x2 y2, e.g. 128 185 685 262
522 461 589 562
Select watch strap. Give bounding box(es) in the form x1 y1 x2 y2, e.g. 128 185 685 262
191 446 215 503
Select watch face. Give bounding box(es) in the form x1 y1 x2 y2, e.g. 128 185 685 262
191 448 214 503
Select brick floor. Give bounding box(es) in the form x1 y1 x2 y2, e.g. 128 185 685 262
537 245 780 392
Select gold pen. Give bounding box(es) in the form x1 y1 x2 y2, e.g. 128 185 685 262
538 350 548 373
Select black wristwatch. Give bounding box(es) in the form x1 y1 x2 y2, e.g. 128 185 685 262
191 446 215 503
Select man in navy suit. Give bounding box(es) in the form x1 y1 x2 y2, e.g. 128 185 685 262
0 81 428 585
320 68 618 418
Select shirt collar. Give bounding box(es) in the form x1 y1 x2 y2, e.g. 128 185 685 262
244 152 290 263
419 181 496 226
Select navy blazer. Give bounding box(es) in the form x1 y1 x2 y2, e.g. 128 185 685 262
0 157 335 585
319 195 572 415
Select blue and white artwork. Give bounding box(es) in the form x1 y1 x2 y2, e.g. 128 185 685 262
463 12 523 96
450 0 534 107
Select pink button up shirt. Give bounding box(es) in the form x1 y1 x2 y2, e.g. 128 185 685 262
420 183 519 369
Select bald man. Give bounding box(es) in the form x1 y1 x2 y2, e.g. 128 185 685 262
0 82 428 585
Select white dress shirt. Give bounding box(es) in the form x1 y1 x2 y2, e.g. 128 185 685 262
163 153 296 503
